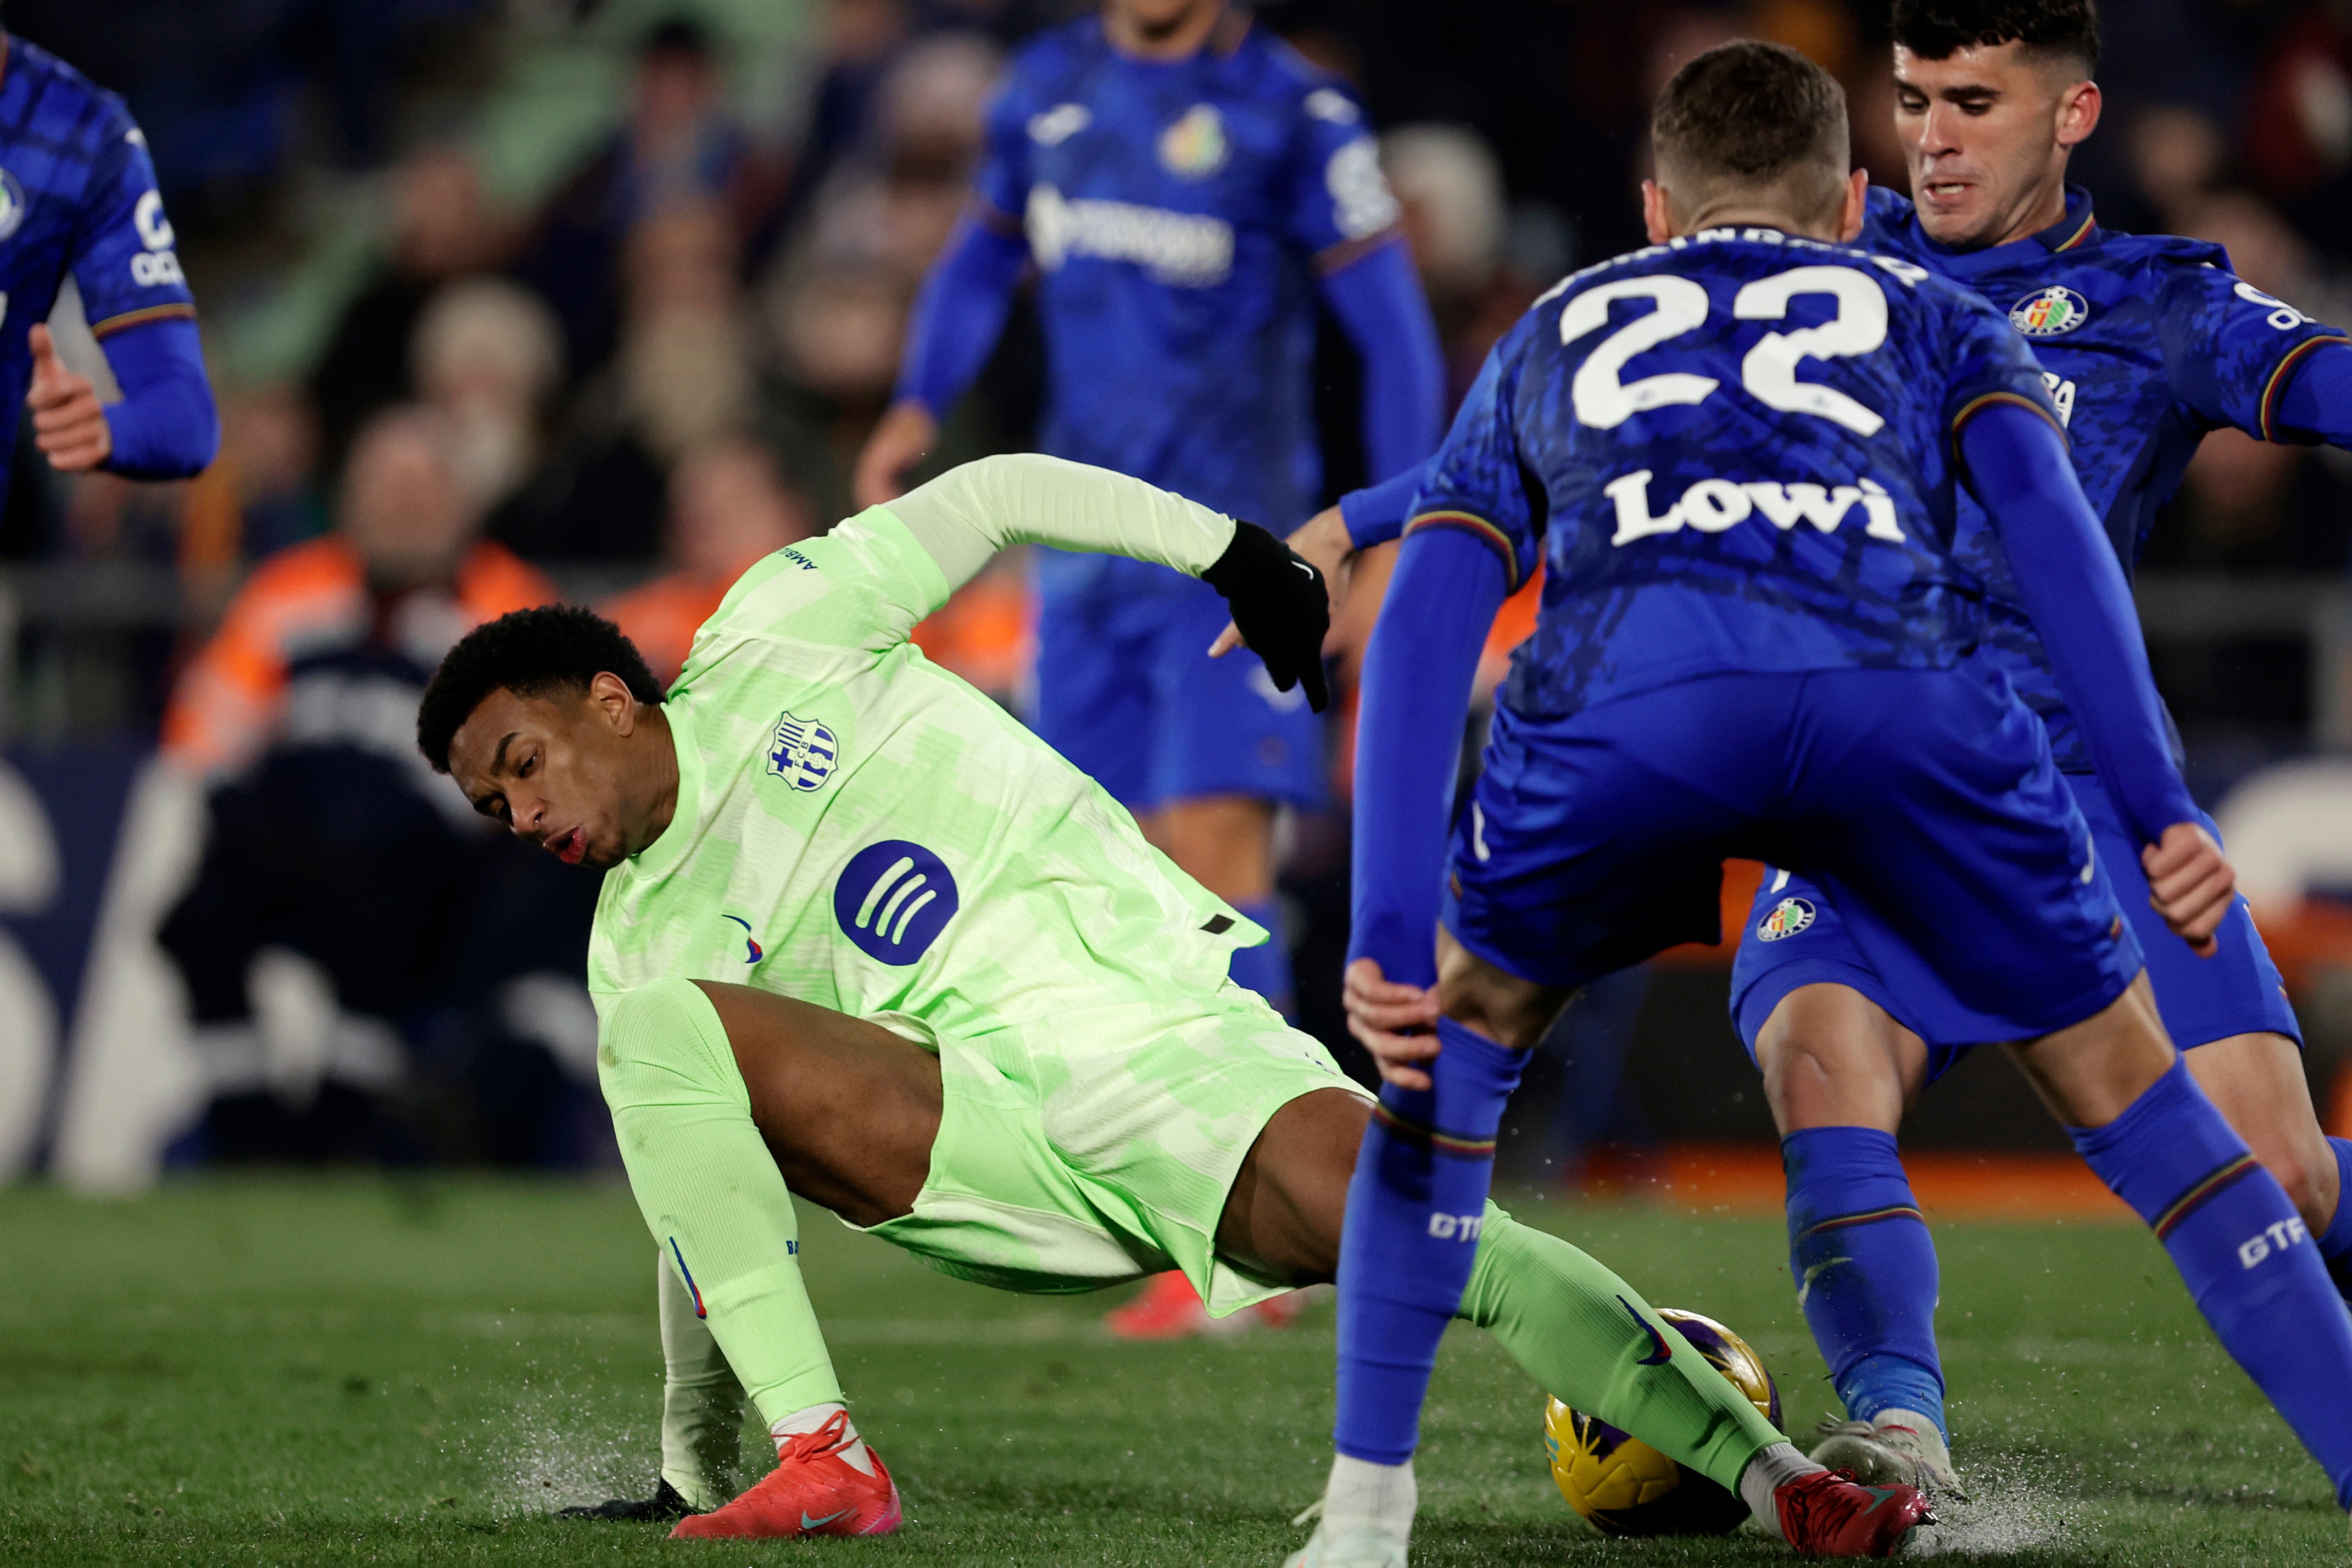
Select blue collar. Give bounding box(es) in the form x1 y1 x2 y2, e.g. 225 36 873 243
1908 184 2098 278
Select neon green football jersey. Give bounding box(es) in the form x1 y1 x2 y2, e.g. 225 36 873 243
584 505 1266 1044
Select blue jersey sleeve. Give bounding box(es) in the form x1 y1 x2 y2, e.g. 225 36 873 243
971 69 1038 230
70 109 196 340
1400 325 1541 591
1281 83 1402 266
2161 259 2351 443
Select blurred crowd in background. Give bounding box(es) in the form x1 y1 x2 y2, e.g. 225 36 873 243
13 0 2352 1177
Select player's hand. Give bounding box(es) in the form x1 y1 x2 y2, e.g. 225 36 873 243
852 400 939 508
2143 821 2234 958
26 324 111 473
1344 957 1443 1090
1199 520 1331 711
1210 505 1353 659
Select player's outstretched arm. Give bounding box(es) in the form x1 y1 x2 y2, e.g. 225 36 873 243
1347 525 1508 1039
1959 400 2231 952
882 454 1331 707
90 317 220 478
852 217 1028 507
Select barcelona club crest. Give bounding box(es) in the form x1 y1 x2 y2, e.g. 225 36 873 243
767 711 838 792
1755 897 1815 942
1158 104 1229 178
2009 284 2089 337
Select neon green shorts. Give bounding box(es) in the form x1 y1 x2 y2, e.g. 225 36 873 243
862 986 1370 1316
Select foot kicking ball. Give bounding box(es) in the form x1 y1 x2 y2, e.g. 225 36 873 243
1542 1308 1782 1536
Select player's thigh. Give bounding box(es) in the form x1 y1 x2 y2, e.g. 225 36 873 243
2184 1031 2339 1224
1146 581 1326 813
692 981 941 1229
1793 668 2141 1042
1030 590 1156 806
1443 689 1764 1001
1214 1086 1372 1285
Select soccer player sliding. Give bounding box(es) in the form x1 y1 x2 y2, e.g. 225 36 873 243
417 454 1915 1553
1319 36 2352 1568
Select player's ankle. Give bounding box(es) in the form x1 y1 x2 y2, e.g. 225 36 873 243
1322 1453 1415 1541
1736 1441 1824 1539
770 1403 877 1477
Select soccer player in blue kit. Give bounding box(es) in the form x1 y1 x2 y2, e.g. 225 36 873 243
0 31 218 492
854 0 1443 1028
1305 40 2352 1567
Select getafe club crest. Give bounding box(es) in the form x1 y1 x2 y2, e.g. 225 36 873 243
1755 897 1816 942
2009 285 2089 337
0 169 27 242
767 711 838 791
1158 104 1229 178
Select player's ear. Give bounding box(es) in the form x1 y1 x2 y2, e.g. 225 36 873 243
1640 179 1673 245
2054 77 2100 150
590 670 638 732
1836 169 1868 244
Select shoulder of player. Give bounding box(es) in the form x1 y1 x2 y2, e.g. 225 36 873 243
1000 15 1097 94
1 37 135 144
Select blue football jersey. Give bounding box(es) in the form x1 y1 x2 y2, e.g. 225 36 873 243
0 36 195 499
1411 229 2059 721
1863 185 2349 770
974 12 1401 595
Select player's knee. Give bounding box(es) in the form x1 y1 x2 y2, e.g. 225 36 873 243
600 977 731 1100
2245 1131 2337 1233
1755 995 1914 1131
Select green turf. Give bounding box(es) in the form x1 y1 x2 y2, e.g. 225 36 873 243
0 1177 2339 1565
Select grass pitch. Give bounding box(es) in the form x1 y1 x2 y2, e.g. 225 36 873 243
0 1177 2339 1566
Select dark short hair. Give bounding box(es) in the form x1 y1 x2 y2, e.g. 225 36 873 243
416 605 665 774
1652 41 1849 219
1892 0 2100 74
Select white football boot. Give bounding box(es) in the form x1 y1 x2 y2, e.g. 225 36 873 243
1282 1523 1407 1568
1810 1409 1966 1499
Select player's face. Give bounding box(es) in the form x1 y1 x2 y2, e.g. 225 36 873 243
447 677 660 872
1105 0 1219 44
1892 42 2100 250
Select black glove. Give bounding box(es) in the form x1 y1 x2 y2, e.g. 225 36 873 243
1200 520 1331 713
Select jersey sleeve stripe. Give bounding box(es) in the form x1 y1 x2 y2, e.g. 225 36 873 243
2258 333 2352 443
1949 389 2064 453
88 302 197 339
1402 509 1521 591
1313 226 1404 276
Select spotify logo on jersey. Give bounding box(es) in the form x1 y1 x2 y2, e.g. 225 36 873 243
834 841 960 965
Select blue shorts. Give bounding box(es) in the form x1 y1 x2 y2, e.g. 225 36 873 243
1030 573 1327 812
1443 668 2142 1039
1730 770 2301 1082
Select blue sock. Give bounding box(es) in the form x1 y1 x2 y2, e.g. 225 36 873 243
2072 1057 2352 1509
1227 896 1294 1018
1782 1126 1947 1437
1333 1018 1526 1464
2322 1137 2352 1304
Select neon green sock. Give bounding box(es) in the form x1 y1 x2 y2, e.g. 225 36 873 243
1457 1208 1782 1492
601 976 843 1427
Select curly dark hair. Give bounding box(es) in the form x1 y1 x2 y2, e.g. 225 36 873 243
1892 0 2100 73
416 605 665 774
1652 41 1848 210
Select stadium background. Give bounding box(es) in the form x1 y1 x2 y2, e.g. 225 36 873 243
7 0 2352 1198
